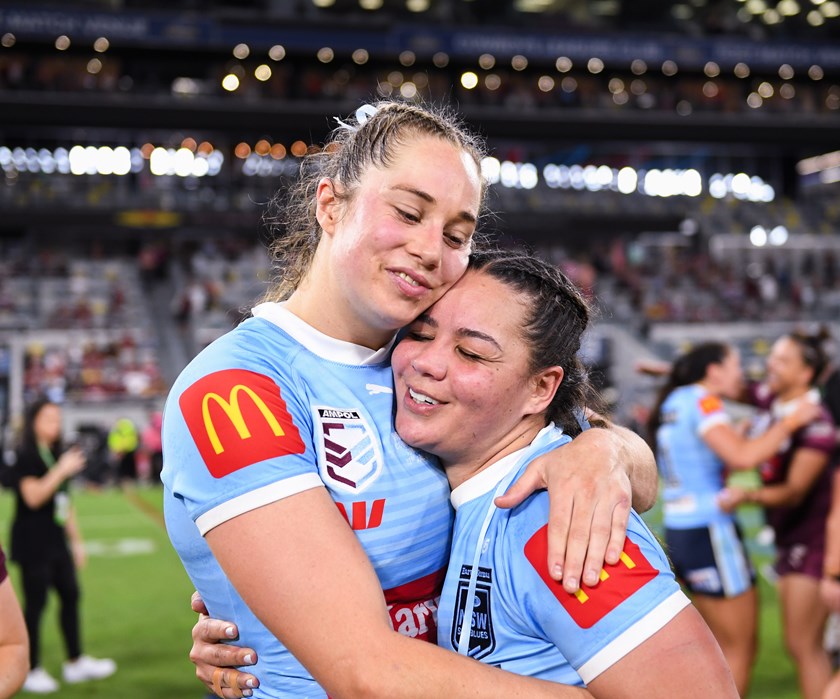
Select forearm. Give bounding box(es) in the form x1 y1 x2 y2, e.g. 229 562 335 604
742 483 802 509
824 513 840 577
599 423 657 512
728 419 798 471
0 646 28 698
65 509 82 546
20 470 66 509
336 632 593 699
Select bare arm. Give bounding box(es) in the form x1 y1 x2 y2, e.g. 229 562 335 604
496 420 657 592
821 470 840 612
702 399 821 471
587 606 738 698
18 446 85 509
204 486 593 699
720 447 830 511
0 577 29 699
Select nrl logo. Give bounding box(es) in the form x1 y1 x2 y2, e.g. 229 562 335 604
451 565 496 659
314 406 383 493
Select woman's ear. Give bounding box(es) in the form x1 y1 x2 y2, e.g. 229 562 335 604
528 366 564 415
315 177 341 237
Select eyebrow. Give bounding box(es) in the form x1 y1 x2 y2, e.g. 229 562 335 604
390 185 477 225
414 314 502 352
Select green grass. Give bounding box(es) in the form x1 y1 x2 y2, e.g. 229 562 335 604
1 486 202 699
0 485 805 698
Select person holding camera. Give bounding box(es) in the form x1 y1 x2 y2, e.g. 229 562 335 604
9 399 116 694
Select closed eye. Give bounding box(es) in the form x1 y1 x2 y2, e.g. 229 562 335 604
397 208 421 224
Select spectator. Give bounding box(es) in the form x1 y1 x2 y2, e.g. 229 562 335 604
10 399 116 693
140 410 163 483
108 417 139 484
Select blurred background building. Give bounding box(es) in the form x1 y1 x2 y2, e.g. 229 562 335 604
1 0 839 446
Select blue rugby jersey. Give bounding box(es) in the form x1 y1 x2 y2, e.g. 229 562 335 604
162 302 452 698
437 425 689 686
656 384 733 529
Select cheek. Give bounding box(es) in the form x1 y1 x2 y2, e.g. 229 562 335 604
391 346 411 377
440 249 470 286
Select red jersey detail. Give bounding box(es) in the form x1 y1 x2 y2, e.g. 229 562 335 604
335 499 386 530
524 527 658 629
384 567 446 642
179 369 305 478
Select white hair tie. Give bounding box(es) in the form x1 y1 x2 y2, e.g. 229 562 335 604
334 103 379 131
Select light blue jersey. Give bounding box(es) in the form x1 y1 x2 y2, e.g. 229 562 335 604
162 303 452 698
438 425 689 686
656 384 732 529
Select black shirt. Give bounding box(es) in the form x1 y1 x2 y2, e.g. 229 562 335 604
10 446 68 565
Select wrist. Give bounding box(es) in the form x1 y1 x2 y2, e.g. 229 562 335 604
745 488 762 506
780 416 798 434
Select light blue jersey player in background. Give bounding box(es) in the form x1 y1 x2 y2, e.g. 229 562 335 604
392 250 738 698
648 342 820 696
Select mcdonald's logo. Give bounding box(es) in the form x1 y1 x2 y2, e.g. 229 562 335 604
524 527 658 629
180 369 305 478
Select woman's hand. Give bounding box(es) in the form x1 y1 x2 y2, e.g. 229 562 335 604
189 592 259 698
716 486 750 513
496 426 650 593
56 446 86 480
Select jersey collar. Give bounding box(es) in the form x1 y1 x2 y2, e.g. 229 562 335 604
449 424 557 511
251 302 396 366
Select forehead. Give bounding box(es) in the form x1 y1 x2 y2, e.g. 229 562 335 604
36 404 60 419
427 270 523 323
366 135 481 192
771 337 801 359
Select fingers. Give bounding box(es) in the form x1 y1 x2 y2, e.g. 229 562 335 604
191 590 209 615
192 640 259 697
189 633 256 668
494 467 542 509
546 474 631 593
602 492 630 568
192 614 239 644
543 484 574 585
209 667 259 698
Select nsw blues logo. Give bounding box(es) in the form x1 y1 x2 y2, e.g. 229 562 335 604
314 406 383 493
451 565 496 659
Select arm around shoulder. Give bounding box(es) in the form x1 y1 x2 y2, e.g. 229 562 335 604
206 486 593 699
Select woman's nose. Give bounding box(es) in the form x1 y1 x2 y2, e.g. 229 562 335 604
406 224 443 271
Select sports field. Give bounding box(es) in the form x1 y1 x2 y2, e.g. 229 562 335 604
0 485 802 698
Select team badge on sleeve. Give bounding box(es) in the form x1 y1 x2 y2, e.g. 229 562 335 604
698 395 723 415
314 406 383 493
524 527 658 629
179 369 305 478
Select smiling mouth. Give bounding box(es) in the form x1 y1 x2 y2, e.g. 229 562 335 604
409 387 440 405
396 271 422 287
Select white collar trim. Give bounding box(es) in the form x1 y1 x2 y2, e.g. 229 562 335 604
251 302 396 366
449 424 556 510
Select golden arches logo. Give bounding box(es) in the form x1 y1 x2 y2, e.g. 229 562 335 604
573 551 638 604
201 385 285 454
